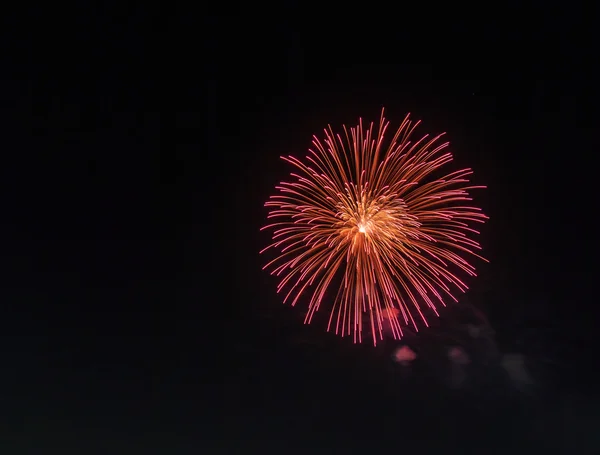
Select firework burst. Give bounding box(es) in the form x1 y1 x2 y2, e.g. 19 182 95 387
261 110 488 345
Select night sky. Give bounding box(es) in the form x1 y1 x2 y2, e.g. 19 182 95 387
1 4 597 454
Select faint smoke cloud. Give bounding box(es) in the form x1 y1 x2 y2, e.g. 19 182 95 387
501 353 534 390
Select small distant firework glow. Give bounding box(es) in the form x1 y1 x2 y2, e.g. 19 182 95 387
261 110 488 344
394 345 418 365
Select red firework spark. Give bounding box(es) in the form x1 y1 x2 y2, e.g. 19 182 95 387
260 110 488 345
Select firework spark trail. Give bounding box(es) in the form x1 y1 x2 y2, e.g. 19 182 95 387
261 110 488 345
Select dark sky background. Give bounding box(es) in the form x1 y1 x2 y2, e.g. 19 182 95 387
1 4 597 454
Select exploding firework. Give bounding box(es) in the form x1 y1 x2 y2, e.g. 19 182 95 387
261 110 488 345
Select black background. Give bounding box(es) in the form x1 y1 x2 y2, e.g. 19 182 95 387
1 3 597 454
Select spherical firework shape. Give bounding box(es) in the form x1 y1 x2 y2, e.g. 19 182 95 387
260 110 488 345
